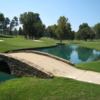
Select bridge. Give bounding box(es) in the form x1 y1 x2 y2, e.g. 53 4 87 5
0 51 100 85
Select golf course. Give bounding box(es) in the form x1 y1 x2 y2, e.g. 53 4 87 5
0 36 100 100
0 0 100 99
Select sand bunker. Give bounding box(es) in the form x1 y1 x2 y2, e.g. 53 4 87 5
33 40 43 42
0 40 4 42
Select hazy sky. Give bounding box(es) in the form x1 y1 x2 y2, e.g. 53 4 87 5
0 0 100 31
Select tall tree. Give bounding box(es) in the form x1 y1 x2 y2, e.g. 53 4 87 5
4 17 10 34
94 23 100 39
56 16 70 43
77 23 95 41
18 27 23 35
13 16 18 26
70 31 75 40
9 16 18 35
46 24 57 38
20 12 44 39
0 13 5 33
9 19 15 34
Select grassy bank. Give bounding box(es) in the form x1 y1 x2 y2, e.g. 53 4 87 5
76 61 100 72
0 36 57 52
69 40 100 50
0 77 100 100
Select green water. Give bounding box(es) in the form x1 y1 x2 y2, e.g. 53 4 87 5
37 44 100 64
0 72 15 82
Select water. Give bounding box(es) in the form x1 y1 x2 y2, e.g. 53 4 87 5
0 72 15 82
37 44 100 64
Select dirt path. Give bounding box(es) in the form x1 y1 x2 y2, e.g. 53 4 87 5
5 52 100 85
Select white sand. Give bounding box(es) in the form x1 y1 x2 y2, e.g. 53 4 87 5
5 52 100 85
0 40 4 42
33 40 43 42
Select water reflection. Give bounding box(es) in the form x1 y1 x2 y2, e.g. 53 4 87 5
40 45 72 60
37 44 100 64
77 47 93 61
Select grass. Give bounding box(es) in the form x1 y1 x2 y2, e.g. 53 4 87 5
68 40 100 50
0 77 100 100
0 36 99 52
0 37 100 100
76 61 100 72
0 36 58 52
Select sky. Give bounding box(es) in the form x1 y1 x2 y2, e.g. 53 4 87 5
0 0 100 31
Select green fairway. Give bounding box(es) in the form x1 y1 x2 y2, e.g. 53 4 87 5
0 77 100 100
0 36 57 52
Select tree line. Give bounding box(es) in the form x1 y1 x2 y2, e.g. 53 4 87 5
0 13 19 35
0 12 100 41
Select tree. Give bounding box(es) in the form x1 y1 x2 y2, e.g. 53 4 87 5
13 16 18 26
9 16 18 35
18 27 23 35
9 19 15 34
13 28 18 36
34 22 45 38
89 28 95 40
94 23 100 39
56 16 72 43
4 17 10 34
20 12 44 39
46 24 57 38
0 13 5 33
77 23 95 41
46 17 74 40
63 22 75 40
70 31 75 40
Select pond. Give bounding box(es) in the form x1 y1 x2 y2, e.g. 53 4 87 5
0 60 15 82
37 44 100 64
0 72 15 82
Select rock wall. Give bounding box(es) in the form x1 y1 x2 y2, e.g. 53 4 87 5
0 55 53 78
